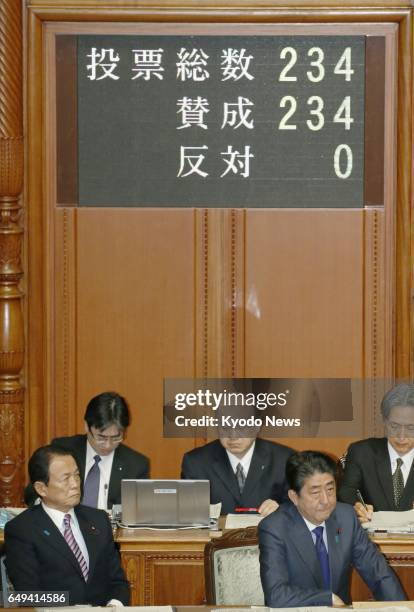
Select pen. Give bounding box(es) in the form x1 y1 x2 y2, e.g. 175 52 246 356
356 489 368 511
235 507 259 512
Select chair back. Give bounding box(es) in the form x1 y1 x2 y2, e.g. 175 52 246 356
0 554 11 607
204 526 264 605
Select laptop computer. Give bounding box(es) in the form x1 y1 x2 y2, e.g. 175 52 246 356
121 479 211 528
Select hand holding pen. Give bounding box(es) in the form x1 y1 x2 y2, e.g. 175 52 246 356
354 489 374 523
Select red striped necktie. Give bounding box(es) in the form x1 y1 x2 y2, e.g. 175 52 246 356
63 513 89 581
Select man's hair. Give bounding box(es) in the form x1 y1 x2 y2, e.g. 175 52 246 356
84 391 130 430
286 450 337 493
380 383 414 420
28 445 76 485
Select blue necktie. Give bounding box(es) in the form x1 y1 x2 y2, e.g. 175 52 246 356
313 526 330 590
82 455 101 507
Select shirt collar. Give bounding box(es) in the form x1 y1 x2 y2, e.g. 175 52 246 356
302 515 327 532
226 439 256 473
86 439 115 465
387 440 414 464
41 502 76 524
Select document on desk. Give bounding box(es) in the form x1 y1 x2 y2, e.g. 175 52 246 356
263 607 342 612
36 607 174 612
362 509 414 532
265 608 413 612
352 605 414 612
225 513 263 529
210 502 222 519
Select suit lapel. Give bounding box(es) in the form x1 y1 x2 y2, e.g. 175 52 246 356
241 440 267 499
325 510 342 592
75 437 87 477
211 444 240 504
396 452 414 508
287 505 323 587
76 506 101 582
376 439 396 509
109 446 124 504
33 506 85 579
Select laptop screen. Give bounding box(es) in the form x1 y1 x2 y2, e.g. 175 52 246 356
121 479 210 527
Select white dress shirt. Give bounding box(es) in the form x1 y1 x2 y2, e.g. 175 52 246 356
302 516 329 550
41 502 123 607
388 442 414 485
85 440 115 510
41 503 89 567
226 440 256 477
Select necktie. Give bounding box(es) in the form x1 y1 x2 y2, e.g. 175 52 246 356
235 462 246 494
63 514 88 581
392 457 404 507
313 526 330 590
82 454 101 507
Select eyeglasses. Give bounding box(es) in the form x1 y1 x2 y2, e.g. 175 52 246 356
89 429 124 445
386 420 414 436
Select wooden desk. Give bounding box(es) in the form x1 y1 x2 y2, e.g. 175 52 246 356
117 529 414 606
350 534 414 602
117 527 217 606
2 527 414 605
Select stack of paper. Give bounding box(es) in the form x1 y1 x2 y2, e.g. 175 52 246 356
362 509 414 533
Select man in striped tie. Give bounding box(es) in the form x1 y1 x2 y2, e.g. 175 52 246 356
5 445 130 606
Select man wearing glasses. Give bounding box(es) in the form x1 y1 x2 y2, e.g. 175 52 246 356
26 391 149 509
339 383 414 522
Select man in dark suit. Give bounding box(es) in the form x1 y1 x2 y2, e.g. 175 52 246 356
259 450 406 607
181 430 293 516
26 391 149 509
5 445 130 606
338 383 414 522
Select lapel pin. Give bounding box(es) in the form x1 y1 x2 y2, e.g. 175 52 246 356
43 529 50 536
335 527 342 543
261 465 265 470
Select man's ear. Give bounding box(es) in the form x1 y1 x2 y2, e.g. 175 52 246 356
288 489 299 507
84 420 89 434
33 481 47 499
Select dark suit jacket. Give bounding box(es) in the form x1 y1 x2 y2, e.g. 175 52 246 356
181 438 293 514
338 437 414 510
25 435 149 508
53 435 149 508
259 501 406 607
5 504 130 606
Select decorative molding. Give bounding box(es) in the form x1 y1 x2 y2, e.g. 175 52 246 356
387 555 414 562
62 208 70 433
0 0 24 505
202 209 208 378
0 397 24 505
123 555 140 604
371 210 380 433
231 209 237 377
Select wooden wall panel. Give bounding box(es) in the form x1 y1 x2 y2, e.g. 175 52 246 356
22 6 412 490
53 209 197 477
245 210 364 378
244 208 391 456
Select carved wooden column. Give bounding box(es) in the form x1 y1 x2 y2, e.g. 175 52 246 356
0 0 25 505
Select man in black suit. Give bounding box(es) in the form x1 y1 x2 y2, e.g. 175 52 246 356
339 383 414 522
26 391 149 509
181 417 293 516
5 445 130 606
259 451 406 607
